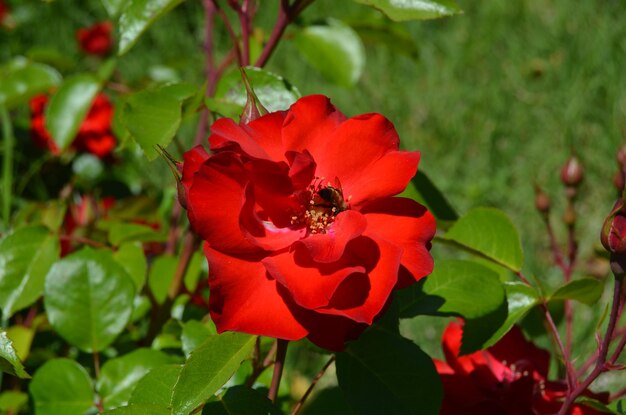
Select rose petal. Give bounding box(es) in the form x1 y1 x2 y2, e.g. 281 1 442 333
188 152 259 253
182 145 210 193
206 245 308 340
296 210 367 263
209 111 286 161
282 95 346 157
362 197 435 286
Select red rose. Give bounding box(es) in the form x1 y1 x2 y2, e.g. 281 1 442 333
0 1 8 24
76 21 113 56
435 321 609 415
181 95 435 350
30 93 117 158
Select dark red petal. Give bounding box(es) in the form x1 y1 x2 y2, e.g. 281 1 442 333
441 321 476 374
315 237 402 324
209 111 286 161
285 150 317 190
488 325 551 378
205 245 307 340
262 249 365 311
187 152 259 253
282 95 346 157
296 210 367 263
362 197 435 286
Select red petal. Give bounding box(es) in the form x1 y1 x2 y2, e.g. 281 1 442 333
187 152 259 253
282 95 346 157
205 245 307 340
488 325 551 378
182 145 210 193
296 210 367 263
209 111 286 161
362 197 435 286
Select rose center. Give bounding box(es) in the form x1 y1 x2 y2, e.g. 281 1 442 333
290 177 351 234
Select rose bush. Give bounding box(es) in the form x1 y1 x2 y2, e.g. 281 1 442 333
76 21 113 56
181 94 436 350
435 321 609 415
30 93 117 158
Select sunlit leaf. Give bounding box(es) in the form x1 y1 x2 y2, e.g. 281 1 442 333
29 359 93 414
44 247 135 352
293 19 365 88
550 278 604 306
0 61 61 109
0 332 29 379
44 74 101 150
129 364 182 407
353 0 460 21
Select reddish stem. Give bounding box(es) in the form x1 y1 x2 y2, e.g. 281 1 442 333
59 234 107 249
212 0 243 66
290 355 335 415
557 277 623 415
268 339 289 403
238 0 251 66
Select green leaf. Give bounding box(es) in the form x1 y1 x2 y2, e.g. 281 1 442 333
121 88 183 160
354 0 460 21
300 387 352 415
29 358 93 415
148 255 177 304
550 278 604 306
336 326 442 415
0 332 29 379
6 325 34 361
130 364 182 407
118 0 184 55
108 222 166 246
209 67 301 118
293 19 365 88
482 282 540 349
113 242 148 293
0 61 61 109
443 207 524 271
396 259 505 320
171 333 256 415
181 320 216 357
102 0 126 17
399 171 458 224
395 259 507 353
43 247 135 352
0 390 28 413
203 386 282 415
44 74 101 151
97 348 180 410
349 19 418 58
102 404 170 415
0 225 60 319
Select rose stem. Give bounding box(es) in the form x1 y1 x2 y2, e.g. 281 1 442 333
1 104 14 229
211 0 243 66
235 0 252 66
540 301 576 390
245 338 279 387
93 351 105 412
255 0 316 67
564 191 579 362
290 355 335 415
268 339 289 403
557 276 623 415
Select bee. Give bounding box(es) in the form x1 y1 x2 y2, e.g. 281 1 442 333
313 180 348 213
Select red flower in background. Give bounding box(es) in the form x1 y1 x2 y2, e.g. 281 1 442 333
181 95 435 350
30 93 116 158
0 1 8 24
60 195 115 256
435 321 609 415
77 21 113 56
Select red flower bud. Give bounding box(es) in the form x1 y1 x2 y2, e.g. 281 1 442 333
614 171 625 194
617 146 626 169
560 156 584 187
0 1 8 24
601 199 626 254
76 22 113 56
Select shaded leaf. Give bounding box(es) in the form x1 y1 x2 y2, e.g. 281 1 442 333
443 207 524 271
0 61 61 108
336 325 441 415
399 171 457 224
181 320 216 357
354 0 460 21
0 390 28 413
0 225 59 319
0 332 29 379
293 19 365 88
203 386 282 415
44 74 101 150
300 386 351 415
118 0 184 55
113 242 148 293
29 359 93 415
44 247 135 352
130 364 182 407
108 222 165 246
171 333 256 415
148 255 177 305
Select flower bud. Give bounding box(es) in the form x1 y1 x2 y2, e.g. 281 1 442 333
534 185 550 214
560 156 584 188
614 171 625 194
563 204 576 226
617 146 626 169
239 68 268 124
601 199 626 254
